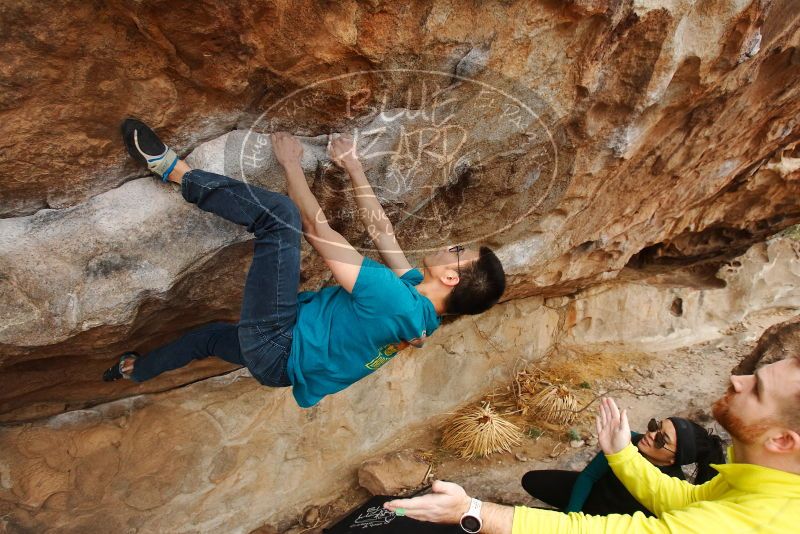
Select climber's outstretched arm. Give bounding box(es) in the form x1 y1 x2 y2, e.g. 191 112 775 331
272 132 363 292
328 135 414 278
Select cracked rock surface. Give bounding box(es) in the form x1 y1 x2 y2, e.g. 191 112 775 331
2 0 800 420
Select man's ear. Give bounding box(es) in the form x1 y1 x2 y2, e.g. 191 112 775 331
439 268 460 288
764 429 800 454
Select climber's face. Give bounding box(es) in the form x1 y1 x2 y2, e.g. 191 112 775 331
422 245 480 286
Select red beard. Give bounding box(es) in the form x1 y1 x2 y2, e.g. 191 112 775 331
712 386 770 445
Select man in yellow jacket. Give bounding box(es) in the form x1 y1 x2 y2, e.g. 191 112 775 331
384 354 800 533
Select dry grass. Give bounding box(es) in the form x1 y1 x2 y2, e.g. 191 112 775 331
501 349 657 437
484 355 614 441
528 383 579 425
441 402 523 459
439 349 652 460
512 366 578 426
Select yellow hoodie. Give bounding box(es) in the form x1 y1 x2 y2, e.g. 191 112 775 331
512 444 800 533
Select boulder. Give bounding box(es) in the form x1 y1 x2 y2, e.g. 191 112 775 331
358 450 431 496
2 0 800 529
2 0 800 420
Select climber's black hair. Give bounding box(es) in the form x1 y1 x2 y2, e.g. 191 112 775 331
444 246 505 315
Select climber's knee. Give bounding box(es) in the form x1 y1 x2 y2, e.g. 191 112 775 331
269 195 301 231
253 194 301 241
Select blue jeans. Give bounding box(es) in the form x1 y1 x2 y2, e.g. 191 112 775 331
131 170 301 387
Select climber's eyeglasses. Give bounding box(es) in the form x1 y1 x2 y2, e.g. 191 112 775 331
449 245 465 277
647 418 676 453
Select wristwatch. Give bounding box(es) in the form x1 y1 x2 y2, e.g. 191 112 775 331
460 497 483 533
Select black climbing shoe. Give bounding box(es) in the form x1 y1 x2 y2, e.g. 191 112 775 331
102 351 140 382
121 118 179 182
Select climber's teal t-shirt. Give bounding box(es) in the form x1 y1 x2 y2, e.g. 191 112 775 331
286 257 440 408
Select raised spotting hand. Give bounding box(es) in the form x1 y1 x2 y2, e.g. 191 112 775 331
596 397 632 455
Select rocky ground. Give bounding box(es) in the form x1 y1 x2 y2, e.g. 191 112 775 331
287 307 795 533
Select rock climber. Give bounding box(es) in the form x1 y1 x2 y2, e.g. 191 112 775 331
102 119 505 408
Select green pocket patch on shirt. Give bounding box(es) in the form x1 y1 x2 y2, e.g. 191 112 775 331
365 341 407 370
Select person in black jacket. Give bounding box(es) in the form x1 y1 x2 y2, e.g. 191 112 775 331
521 416 725 516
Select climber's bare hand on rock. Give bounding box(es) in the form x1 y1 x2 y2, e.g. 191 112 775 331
271 132 303 168
327 134 359 170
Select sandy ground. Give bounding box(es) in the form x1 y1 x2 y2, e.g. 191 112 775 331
274 307 797 533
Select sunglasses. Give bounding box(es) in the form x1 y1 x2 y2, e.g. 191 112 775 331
647 418 676 453
448 245 465 277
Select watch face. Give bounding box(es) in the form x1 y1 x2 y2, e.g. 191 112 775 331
460 515 481 533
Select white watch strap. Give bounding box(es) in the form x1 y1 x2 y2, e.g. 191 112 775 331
468 497 482 519
460 497 483 533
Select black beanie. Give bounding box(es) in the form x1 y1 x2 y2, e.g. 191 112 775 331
668 417 698 466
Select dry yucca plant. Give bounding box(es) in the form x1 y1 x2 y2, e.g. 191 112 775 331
526 383 578 426
441 402 523 459
511 365 579 426
512 366 543 413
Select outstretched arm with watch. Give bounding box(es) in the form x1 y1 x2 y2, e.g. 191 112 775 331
383 480 513 534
